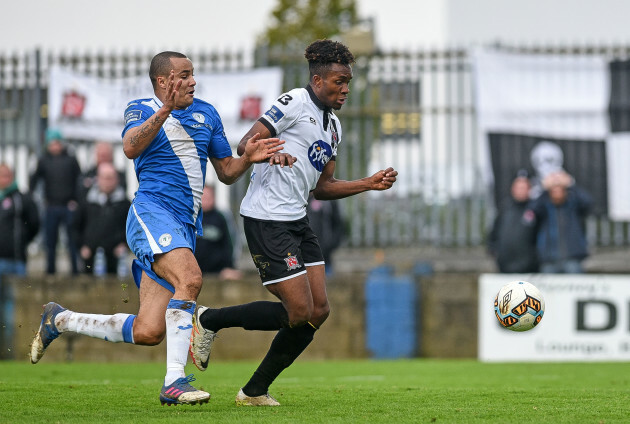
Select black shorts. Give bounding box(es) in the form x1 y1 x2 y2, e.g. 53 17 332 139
243 215 324 285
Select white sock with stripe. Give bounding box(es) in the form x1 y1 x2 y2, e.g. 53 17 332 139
164 299 196 386
55 310 135 343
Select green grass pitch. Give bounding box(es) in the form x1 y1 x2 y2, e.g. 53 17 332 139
1 359 628 423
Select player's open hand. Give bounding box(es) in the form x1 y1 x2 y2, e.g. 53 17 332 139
243 133 286 163
370 167 398 190
163 71 182 111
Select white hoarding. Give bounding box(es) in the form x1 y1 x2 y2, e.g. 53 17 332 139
479 274 630 362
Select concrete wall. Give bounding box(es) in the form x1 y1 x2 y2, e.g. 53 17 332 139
11 272 479 363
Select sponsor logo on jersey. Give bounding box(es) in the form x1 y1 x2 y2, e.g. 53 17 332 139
307 140 333 172
264 106 284 123
191 123 213 129
125 110 142 124
284 254 302 271
158 233 172 247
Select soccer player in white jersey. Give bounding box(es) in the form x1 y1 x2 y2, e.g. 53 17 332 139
190 40 398 406
29 51 292 406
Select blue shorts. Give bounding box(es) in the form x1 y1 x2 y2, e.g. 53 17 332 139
126 201 197 293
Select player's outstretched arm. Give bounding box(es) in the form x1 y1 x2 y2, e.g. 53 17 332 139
241 133 286 164
312 162 398 200
123 71 180 159
210 133 288 185
237 121 297 167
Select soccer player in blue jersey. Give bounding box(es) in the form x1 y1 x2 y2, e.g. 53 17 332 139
190 40 398 406
29 51 291 406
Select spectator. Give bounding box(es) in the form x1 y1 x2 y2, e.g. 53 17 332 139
487 171 539 273
194 185 242 280
74 162 131 275
29 128 82 275
529 141 565 200
306 194 344 276
531 170 593 273
0 163 39 358
81 141 127 197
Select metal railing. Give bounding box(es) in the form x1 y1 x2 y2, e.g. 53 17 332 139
0 46 628 248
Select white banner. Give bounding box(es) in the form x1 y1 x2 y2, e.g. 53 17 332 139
473 48 610 140
479 274 630 362
48 66 283 145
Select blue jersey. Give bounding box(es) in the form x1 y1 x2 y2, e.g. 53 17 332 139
122 97 232 235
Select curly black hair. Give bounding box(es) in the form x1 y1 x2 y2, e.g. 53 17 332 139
304 39 355 79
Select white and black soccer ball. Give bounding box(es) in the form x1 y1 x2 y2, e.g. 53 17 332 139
494 281 545 332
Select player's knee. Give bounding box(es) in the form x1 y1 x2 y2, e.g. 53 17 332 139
173 274 203 299
133 327 165 346
311 301 330 327
317 303 331 322
287 303 313 328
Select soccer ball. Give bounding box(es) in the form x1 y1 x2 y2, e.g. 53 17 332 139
494 281 545 332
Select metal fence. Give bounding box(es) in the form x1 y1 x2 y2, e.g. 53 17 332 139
0 46 628 248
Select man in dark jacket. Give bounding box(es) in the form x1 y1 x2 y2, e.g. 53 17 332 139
75 163 130 275
30 128 82 274
531 171 593 273
487 171 539 273
0 163 39 358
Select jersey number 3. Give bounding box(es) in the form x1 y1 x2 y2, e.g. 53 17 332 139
278 94 293 105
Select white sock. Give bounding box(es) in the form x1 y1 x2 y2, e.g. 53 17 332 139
164 299 196 386
55 310 135 343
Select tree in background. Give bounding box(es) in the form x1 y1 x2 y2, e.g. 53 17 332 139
259 0 359 49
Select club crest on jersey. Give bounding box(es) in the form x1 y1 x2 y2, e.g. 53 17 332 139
284 254 302 271
191 112 213 129
158 233 172 247
192 112 205 123
308 140 333 172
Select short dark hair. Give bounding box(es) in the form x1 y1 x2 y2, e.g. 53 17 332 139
149 51 187 89
304 39 355 79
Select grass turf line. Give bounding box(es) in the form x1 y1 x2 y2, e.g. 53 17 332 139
1 359 629 423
